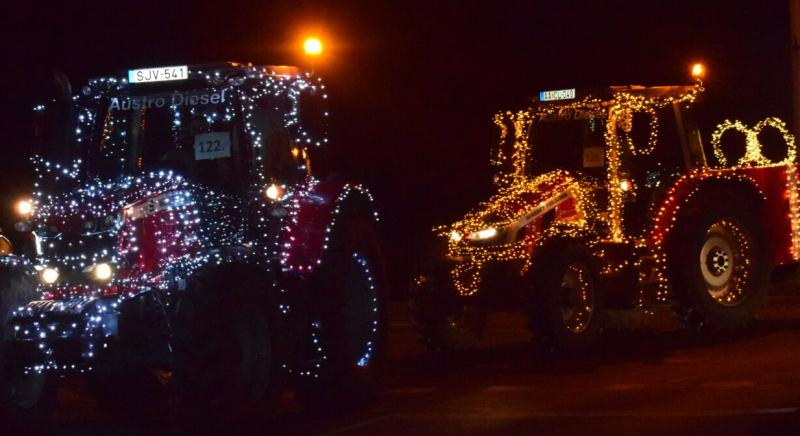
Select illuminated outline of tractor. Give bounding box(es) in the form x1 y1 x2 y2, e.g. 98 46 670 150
0 62 386 422
411 66 800 353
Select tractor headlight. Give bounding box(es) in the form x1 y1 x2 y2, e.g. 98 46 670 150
40 267 59 285
265 183 286 201
466 227 498 241
89 263 113 281
15 199 33 216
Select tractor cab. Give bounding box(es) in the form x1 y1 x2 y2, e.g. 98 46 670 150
478 83 706 247
34 63 320 193
20 63 328 295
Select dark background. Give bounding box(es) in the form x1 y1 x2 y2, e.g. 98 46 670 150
0 0 792 292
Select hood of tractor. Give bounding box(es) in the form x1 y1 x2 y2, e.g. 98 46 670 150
444 170 585 246
440 170 590 296
30 163 200 295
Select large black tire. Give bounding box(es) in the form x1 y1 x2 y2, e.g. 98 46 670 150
668 199 769 332
295 211 387 411
527 240 604 354
409 263 487 353
87 292 172 419
172 265 280 424
0 269 58 426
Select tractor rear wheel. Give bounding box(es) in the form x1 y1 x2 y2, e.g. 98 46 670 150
295 211 387 411
668 202 768 332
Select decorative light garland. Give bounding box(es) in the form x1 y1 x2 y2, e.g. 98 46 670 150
434 80 800 307
711 117 796 167
441 84 703 297
10 64 377 381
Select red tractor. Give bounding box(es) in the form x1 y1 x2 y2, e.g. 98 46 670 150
0 63 386 421
411 66 800 353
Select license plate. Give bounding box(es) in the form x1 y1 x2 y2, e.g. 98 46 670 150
539 88 576 102
128 65 188 84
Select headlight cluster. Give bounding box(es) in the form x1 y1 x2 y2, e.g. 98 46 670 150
265 183 286 201
16 199 33 216
467 227 498 241
40 267 59 284
91 263 113 280
450 227 500 242
36 262 114 285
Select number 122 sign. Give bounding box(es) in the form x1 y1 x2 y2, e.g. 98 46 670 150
194 132 232 160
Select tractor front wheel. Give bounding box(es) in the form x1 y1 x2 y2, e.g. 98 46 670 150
172 266 280 424
295 211 387 411
0 270 57 426
527 241 604 354
409 264 487 353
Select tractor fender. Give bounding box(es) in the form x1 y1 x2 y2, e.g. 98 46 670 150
648 167 795 264
280 180 379 274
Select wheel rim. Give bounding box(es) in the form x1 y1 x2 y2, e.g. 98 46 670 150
559 262 594 334
699 219 753 306
344 252 380 368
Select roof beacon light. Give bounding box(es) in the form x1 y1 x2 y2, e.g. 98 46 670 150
691 63 705 80
304 38 323 56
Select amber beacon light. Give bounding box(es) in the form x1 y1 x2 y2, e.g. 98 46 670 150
303 38 323 56
691 63 705 80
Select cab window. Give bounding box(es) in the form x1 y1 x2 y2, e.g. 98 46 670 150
94 90 247 194
245 87 301 184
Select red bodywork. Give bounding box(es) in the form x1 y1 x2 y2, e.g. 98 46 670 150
41 179 357 299
280 180 365 273
650 165 798 266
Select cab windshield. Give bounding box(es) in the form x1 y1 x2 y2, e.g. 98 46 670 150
528 103 686 178
89 88 245 192
75 84 298 194
529 105 608 175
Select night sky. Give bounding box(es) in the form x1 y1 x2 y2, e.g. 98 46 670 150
0 0 792 290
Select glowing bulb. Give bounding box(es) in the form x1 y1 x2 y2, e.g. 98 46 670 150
93 263 113 281
467 227 498 240
304 38 323 56
450 230 463 242
16 200 33 216
266 184 285 201
620 179 632 192
41 268 59 285
691 63 705 79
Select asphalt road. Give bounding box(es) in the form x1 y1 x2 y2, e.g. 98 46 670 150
38 296 800 435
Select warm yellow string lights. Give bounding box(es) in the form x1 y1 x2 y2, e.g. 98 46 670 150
711 117 796 167
441 85 704 296
439 78 800 303
786 165 800 260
